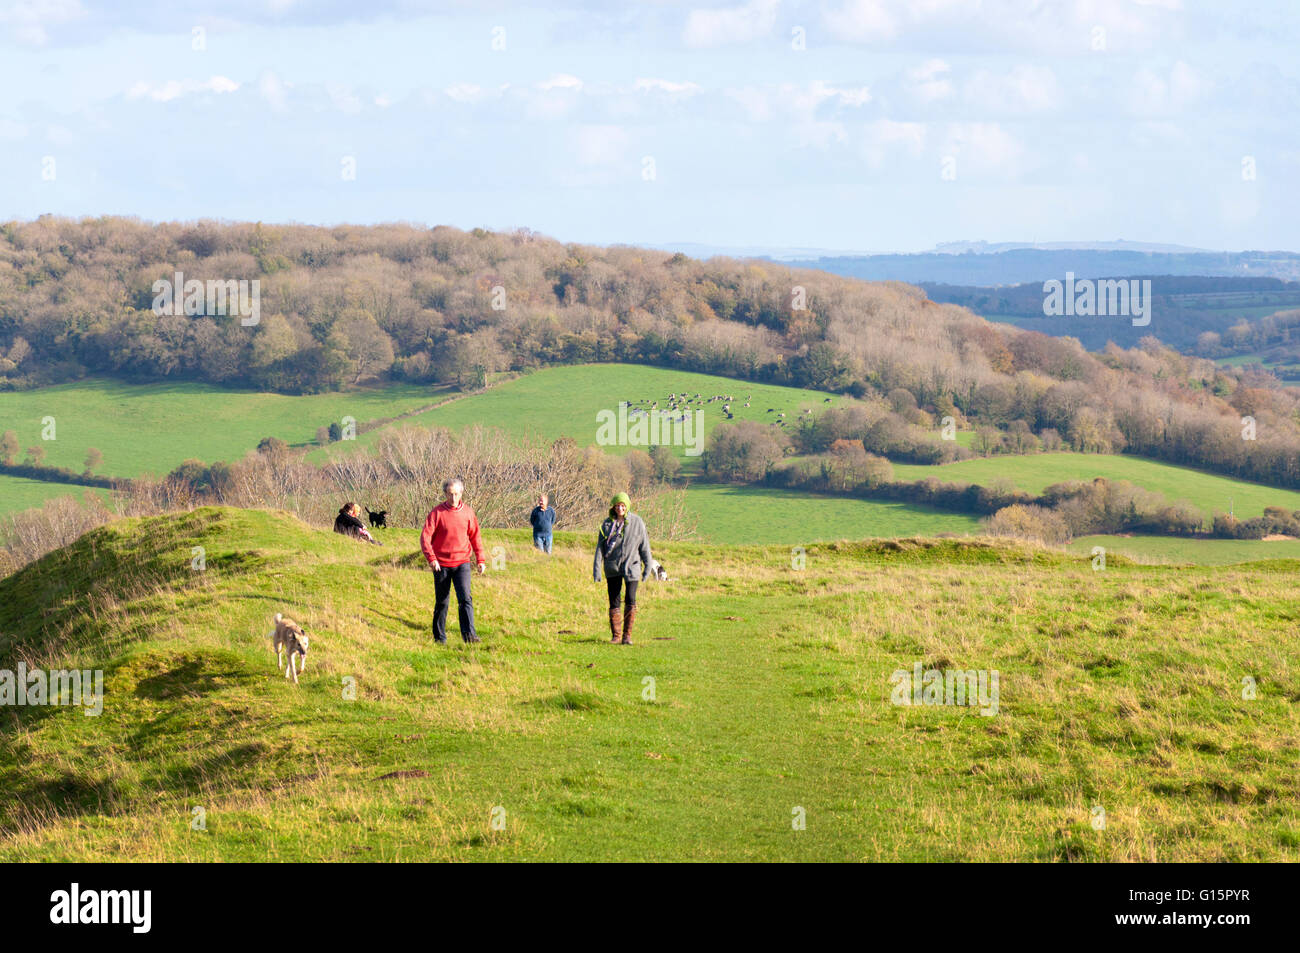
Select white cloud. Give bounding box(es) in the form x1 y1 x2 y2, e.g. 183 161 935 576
683 0 779 48
125 75 240 102
0 0 86 47
574 124 632 166
1129 60 1206 115
537 73 584 92
45 122 75 144
444 83 487 103
725 81 870 122
963 65 1060 113
907 58 953 103
823 0 899 41
942 121 1024 173
633 78 702 97
259 71 289 111
327 83 362 114
859 118 926 167
725 86 773 121
822 0 1181 52
792 120 847 150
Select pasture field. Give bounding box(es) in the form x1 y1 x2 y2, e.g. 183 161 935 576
308 363 852 468
682 483 980 544
0 475 108 514
890 452 1300 519
1068 534 1300 566
1 507 1295 862
0 378 446 481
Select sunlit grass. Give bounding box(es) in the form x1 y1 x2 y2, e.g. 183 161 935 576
1 507 1295 861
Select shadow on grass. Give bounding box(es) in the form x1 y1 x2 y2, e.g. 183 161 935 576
366 607 427 633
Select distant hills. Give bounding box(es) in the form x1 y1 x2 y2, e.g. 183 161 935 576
919 275 1300 352
647 241 1300 285
802 249 1300 286
926 240 1216 255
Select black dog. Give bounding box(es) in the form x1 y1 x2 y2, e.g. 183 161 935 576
365 507 389 528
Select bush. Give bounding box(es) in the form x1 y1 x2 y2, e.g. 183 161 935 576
703 421 787 482
986 504 1071 545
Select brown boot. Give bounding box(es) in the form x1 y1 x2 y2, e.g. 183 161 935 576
608 606 623 643
621 604 637 645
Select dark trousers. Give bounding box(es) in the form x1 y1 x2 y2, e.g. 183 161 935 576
433 562 476 642
606 575 639 609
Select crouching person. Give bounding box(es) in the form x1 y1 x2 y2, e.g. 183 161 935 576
593 492 652 645
335 502 382 545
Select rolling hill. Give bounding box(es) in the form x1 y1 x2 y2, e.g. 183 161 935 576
1 507 1296 861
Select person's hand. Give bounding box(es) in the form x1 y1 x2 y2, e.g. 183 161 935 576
430 560 441 572
477 562 487 575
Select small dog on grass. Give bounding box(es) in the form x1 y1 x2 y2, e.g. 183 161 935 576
270 613 310 684
648 558 669 582
365 507 389 528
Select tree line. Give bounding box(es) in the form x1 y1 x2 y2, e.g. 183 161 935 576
3 216 1299 489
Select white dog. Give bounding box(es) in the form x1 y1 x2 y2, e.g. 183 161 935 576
269 613 310 684
647 558 669 582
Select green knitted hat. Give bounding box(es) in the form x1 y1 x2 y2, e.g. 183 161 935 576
610 492 631 508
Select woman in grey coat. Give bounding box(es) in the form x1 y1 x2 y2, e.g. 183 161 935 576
593 491 652 645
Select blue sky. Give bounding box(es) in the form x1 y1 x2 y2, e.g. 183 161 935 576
1 0 1297 252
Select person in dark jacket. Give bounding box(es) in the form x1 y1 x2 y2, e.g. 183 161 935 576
529 493 557 554
334 503 382 545
592 491 652 645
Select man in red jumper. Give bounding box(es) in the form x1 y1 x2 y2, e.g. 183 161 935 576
420 478 488 644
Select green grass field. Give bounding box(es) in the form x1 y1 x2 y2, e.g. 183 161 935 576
1 507 1296 861
1068 534 1300 565
8 367 1300 568
891 452 1300 519
0 378 447 481
0 474 109 514
309 364 852 470
683 483 980 544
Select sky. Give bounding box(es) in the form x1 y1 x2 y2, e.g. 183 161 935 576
1 0 1297 253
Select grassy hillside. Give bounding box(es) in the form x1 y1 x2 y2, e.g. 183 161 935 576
309 364 852 470
0 378 445 481
0 474 108 514
1 507 1296 861
683 484 980 544
891 452 1300 519
1067 534 1300 565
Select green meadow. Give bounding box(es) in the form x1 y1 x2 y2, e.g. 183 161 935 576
6 366 1300 568
891 452 1300 519
1 507 1295 862
1067 534 1300 566
0 474 108 515
0 378 446 480
309 363 852 468
683 484 980 544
